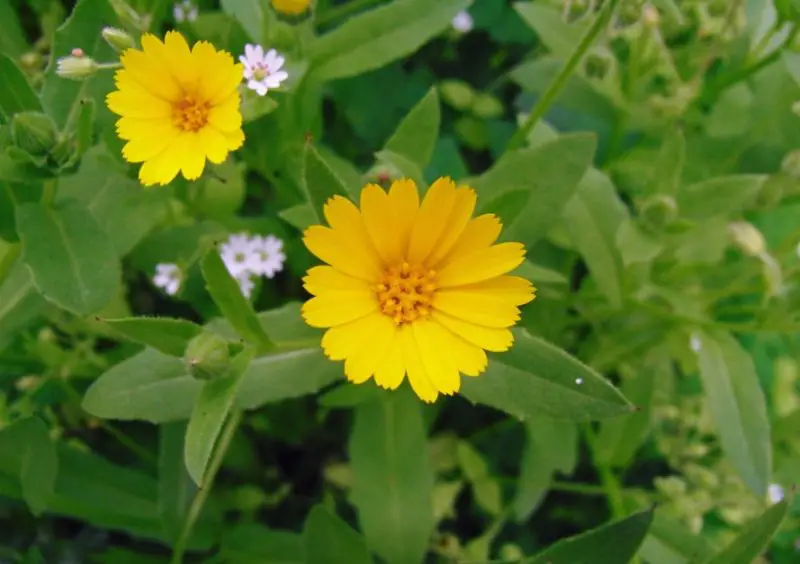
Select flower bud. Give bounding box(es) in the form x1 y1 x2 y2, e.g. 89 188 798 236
101 27 136 52
108 0 148 30
640 194 678 232
184 331 230 381
471 93 504 119
56 54 98 80
439 79 475 111
10 112 58 157
728 221 765 256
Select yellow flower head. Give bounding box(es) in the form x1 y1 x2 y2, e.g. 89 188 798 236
271 0 311 15
302 177 536 402
106 31 244 186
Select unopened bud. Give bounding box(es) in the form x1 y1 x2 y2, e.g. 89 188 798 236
642 5 660 27
71 48 84 57
108 0 148 31
184 331 230 381
471 93 504 119
101 27 136 52
440 79 475 111
640 194 678 231
728 221 765 256
20 52 42 69
56 55 98 80
11 112 58 157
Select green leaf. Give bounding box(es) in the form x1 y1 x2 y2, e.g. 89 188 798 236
702 500 789 564
460 330 634 421
40 0 118 132
303 506 373 564
638 510 716 564
615 219 663 266
0 417 58 516
514 415 578 520
279 203 317 231
0 3 29 58
0 262 46 353
676 175 766 220
220 0 264 43
472 134 596 247
383 87 441 171
16 201 120 315
514 2 591 57
220 524 306 564
185 347 255 486
374 149 425 189
526 508 655 564
695 330 771 496
201 250 273 352
562 169 628 308
310 0 471 81
103 317 204 357
302 143 351 224
0 53 42 122
349 390 434 564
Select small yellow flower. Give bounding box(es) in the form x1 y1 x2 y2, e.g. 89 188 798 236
301 178 536 402
106 31 244 186
271 0 311 15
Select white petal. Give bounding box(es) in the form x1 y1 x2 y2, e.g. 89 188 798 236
273 55 286 70
254 44 265 61
255 82 269 96
173 5 184 22
166 280 180 295
244 44 256 61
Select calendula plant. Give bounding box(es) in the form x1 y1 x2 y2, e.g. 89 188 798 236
0 0 799 563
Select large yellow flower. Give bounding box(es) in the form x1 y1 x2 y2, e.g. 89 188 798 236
302 177 536 402
106 31 244 186
271 0 311 15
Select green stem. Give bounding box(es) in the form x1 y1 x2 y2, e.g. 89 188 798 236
41 179 58 206
315 0 387 27
583 424 626 519
504 0 621 154
171 410 242 564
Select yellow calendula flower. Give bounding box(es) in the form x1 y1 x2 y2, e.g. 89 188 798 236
302 177 536 402
271 0 311 15
106 31 244 186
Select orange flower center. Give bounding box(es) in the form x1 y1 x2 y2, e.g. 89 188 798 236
376 262 437 325
173 96 210 132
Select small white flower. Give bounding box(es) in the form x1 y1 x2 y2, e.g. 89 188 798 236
153 263 182 296
689 334 702 353
237 274 256 299
250 234 286 278
173 0 198 22
219 233 259 279
768 483 785 504
239 44 289 96
451 10 474 33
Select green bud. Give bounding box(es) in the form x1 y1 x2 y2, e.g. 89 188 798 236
184 331 230 381
640 194 678 232
439 79 475 111
108 0 148 31
470 93 504 119
11 112 58 157
56 55 98 80
101 27 136 52
728 221 765 256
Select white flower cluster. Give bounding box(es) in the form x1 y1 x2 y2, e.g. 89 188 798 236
451 10 473 33
219 232 286 298
151 233 286 299
240 44 289 96
173 0 198 23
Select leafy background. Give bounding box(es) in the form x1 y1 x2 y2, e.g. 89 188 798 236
1 0 800 563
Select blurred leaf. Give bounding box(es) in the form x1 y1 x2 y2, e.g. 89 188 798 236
310 0 471 81
375 149 425 188
615 219 663 266
638 510 716 564
563 169 628 308
526 507 655 564
0 54 42 122
320 381 384 408
383 87 440 171
0 417 58 516
514 2 591 57
83 304 338 423
0 262 45 353
303 143 351 224
350 390 434 564
241 91 279 123
696 330 771 496
0 3 28 58
202 250 273 351
220 0 264 43
103 317 203 357
472 134 597 247
303 505 373 564
515 260 568 285
40 0 118 132
676 175 766 220
220 524 305 563
514 415 578 520
460 330 634 421
279 203 316 231
16 201 120 315
702 500 789 564
185 347 255 486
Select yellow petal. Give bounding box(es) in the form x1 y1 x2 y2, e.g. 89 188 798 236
304 225 381 281
223 128 245 151
301 291 377 328
198 126 231 163
106 86 172 118
303 266 371 296
322 196 383 274
193 42 242 104
400 325 438 402
178 132 206 180
407 177 457 265
121 121 177 163
116 116 165 141
161 31 197 90
426 187 477 266
388 178 419 257
119 41 181 101
344 314 397 384
452 276 536 306
360 183 402 265
434 323 488 377
137 138 184 186
437 243 526 287
321 312 383 360
431 311 513 352
433 290 522 328
413 320 460 395
208 95 243 132
374 330 406 390
437 214 502 267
